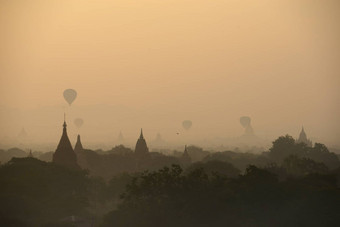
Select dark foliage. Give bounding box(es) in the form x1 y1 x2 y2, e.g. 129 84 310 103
78 149 180 180
186 160 240 178
268 135 340 169
102 165 340 227
0 148 27 163
186 145 210 162
1 135 340 226
0 158 90 226
204 150 270 171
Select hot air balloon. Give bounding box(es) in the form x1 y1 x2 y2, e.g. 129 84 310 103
74 118 84 128
240 116 251 128
182 120 192 130
63 89 77 106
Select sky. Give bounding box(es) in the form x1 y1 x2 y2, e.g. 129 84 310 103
0 0 339 150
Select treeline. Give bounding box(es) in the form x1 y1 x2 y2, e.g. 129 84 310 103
0 158 90 226
61 135 340 180
1 156 340 226
2 135 339 181
0 148 53 164
1 135 340 226
203 135 340 172
103 164 340 227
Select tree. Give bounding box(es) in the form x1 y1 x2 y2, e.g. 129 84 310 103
283 155 329 176
309 143 340 169
186 160 240 178
0 157 90 226
269 135 308 162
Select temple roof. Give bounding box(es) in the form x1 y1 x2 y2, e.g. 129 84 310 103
139 128 144 139
74 134 83 153
135 128 149 156
297 126 312 147
53 119 79 169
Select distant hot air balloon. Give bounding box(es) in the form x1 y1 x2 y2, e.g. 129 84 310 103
240 116 251 128
74 118 84 129
182 120 192 130
63 89 77 106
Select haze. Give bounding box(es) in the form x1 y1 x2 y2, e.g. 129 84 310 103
1 0 339 150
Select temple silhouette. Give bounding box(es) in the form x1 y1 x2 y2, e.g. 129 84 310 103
53 118 80 170
296 127 312 147
74 134 83 154
74 134 88 169
135 129 149 157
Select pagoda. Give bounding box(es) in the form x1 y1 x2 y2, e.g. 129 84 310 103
135 129 149 157
296 127 313 147
74 134 83 154
53 117 80 170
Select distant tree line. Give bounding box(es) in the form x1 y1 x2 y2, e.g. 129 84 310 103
103 164 340 227
1 135 340 226
1 135 339 180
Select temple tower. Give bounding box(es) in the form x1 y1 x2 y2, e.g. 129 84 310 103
296 127 312 147
74 134 83 154
53 118 80 169
135 129 149 157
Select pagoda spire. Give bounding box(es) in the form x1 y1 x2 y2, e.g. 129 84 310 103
297 126 312 147
74 134 83 153
135 128 149 157
63 113 67 133
139 128 144 139
53 116 80 169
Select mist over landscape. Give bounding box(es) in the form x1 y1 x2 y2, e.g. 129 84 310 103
1 0 340 226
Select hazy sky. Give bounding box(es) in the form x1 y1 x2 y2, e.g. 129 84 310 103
1 0 339 149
